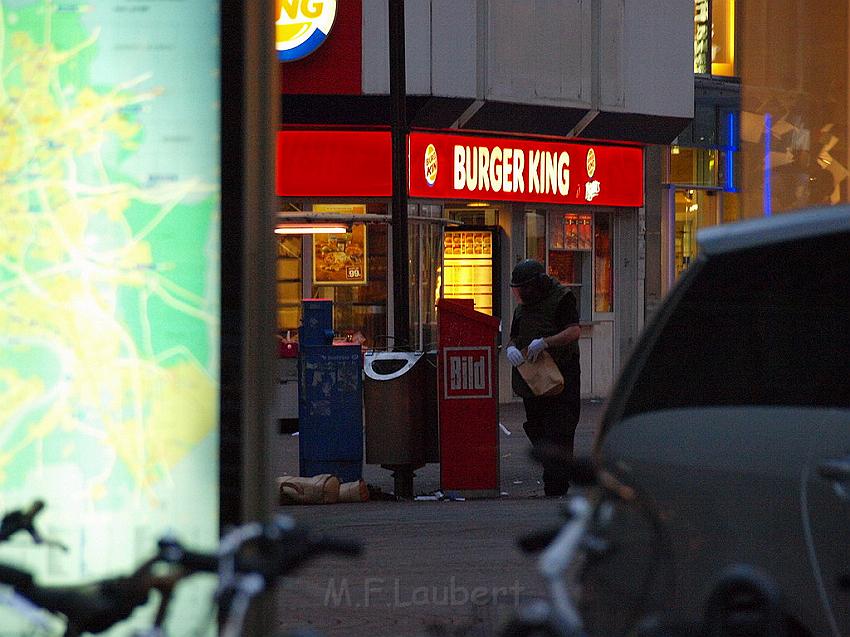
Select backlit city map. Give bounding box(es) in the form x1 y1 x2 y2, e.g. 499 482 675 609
0 1 220 633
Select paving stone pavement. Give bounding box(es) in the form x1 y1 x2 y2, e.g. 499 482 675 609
269 400 606 637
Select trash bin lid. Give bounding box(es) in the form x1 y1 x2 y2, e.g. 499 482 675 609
364 351 423 380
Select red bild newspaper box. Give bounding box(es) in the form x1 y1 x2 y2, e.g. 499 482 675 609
438 299 501 497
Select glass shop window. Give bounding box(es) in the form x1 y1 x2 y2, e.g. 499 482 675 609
547 211 592 319
594 213 613 313
276 236 303 335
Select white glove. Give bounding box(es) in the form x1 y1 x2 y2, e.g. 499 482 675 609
526 337 548 362
505 345 525 367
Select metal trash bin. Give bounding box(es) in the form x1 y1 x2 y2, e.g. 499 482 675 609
423 350 439 463
364 351 428 466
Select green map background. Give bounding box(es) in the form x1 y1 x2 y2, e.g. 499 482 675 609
0 0 220 633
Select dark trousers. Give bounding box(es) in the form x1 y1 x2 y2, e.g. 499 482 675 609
522 382 580 495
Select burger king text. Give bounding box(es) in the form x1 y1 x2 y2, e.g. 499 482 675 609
453 145 570 196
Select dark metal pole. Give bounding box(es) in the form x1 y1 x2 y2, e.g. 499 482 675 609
389 0 414 499
390 0 410 350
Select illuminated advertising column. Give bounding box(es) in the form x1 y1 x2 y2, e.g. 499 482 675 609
0 1 219 632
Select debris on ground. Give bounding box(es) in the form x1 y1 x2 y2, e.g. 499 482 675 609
413 490 466 502
414 492 441 501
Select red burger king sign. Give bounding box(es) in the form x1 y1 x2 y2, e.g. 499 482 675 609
408 132 643 207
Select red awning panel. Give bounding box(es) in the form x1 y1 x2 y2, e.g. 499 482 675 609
276 130 392 197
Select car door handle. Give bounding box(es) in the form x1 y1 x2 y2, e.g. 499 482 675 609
818 458 850 482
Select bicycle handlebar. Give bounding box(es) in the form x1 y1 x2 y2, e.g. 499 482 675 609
214 516 362 637
0 509 362 635
156 526 362 589
157 537 219 573
0 500 45 543
0 500 68 552
0 532 211 634
0 558 157 635
227 522 363 587
0 564 34 590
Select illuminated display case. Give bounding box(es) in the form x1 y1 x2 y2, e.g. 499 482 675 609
547 212 593 318
442 228 500 316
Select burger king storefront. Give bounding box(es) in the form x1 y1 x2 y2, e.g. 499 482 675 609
276 129 645 401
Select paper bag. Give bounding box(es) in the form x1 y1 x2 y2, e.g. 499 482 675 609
517 349 564 397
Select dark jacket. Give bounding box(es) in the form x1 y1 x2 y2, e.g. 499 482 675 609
510 278 579 398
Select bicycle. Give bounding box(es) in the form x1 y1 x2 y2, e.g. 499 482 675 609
210 515 361 637
498 452 622 637
499 447 786 637
0 502 361 636
0 501 218 636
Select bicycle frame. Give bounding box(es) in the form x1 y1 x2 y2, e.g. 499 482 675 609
538 495 594 633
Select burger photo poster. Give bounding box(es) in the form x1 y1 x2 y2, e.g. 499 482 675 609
312 223 368 285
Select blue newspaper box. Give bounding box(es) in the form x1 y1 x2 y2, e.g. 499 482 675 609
298 300 363 483
301 298 335 346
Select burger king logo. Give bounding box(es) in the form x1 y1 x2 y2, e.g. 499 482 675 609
584 148 601 202
586 148 597 179
424 143 438 186
276 0 337 62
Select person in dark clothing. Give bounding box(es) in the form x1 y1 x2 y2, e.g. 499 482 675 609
505 259 581 496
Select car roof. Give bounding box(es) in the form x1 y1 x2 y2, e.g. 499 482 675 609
697 206 850 257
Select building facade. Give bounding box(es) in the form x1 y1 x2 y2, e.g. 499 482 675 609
275 0 694 401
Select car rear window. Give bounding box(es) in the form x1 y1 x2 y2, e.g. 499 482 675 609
620 231 850 417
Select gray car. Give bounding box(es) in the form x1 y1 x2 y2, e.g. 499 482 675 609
583 208 850 637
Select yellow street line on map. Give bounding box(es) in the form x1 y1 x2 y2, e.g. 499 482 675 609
52 28 100 69
152 345 208 371
129 179 205 245
90 298 148 469
148 278 217 324
0 400 64 477
0 257 54 302
154 273 207 307
40 197 79 258
140 289 154 357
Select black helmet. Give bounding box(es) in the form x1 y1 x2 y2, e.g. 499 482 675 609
510 259 545 287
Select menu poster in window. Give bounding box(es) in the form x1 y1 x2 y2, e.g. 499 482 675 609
313 223 367 285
